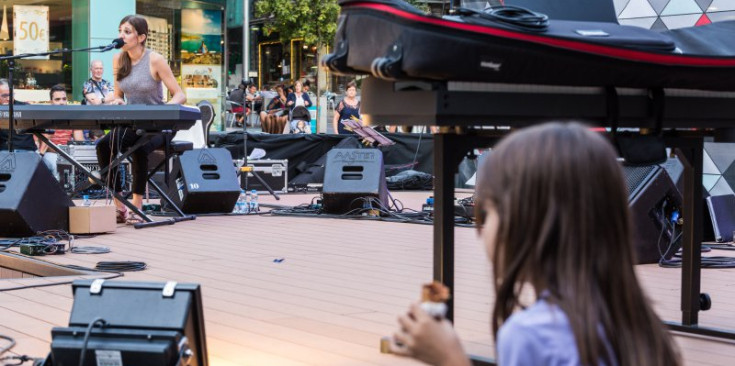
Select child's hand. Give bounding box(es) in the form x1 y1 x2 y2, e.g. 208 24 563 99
391 302 470 366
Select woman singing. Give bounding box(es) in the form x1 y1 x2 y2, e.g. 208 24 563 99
96 15 186 224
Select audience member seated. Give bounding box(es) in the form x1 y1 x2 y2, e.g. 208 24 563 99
38 85 85 179
245 83 262 126
260 85 289 134
227 82 246 125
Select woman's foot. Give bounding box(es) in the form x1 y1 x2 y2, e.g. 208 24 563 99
116 208 128 224
125 212 144 225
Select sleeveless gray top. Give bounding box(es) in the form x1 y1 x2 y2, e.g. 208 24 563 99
118 49 163 105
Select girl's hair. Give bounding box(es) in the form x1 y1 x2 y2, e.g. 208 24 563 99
346 80 357 90
476 123 680 366
117 15 148 82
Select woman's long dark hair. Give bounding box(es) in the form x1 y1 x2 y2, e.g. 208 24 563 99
117 15 148 82
476 123 680 365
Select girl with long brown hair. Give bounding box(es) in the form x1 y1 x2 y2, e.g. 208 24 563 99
391 123 681 366
95 15 186 224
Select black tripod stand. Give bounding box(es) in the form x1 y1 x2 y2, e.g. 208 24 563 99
237 98 280 200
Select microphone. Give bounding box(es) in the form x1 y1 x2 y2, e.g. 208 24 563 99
100 38 124 52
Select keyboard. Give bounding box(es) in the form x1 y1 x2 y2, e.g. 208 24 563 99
0 104 200 131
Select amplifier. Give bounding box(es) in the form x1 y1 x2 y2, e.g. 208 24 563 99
58 161 132 194
56 144 98 163
240 159 288 193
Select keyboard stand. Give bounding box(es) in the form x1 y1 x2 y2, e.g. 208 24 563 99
360 77 735 365
34 132 185 229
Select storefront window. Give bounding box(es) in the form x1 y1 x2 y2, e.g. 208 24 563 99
2 0 72 103
258 41 282 88
137 0 226 130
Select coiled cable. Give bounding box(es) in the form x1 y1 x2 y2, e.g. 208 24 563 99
457 5 549 33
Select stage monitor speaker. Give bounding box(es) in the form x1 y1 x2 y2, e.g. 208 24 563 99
622 164 683 264
323 148 389 214
0 151 72 237
166 148 240 214
50 279 208 366
705 194 735 242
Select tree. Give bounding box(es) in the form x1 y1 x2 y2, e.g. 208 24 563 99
255 0 340 132
255 0 340 51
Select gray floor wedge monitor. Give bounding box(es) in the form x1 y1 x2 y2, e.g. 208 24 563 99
705 194 735 243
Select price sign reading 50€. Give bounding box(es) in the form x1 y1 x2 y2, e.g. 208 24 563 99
13 5 49 59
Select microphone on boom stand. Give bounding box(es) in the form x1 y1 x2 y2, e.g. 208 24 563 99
100 38 124 52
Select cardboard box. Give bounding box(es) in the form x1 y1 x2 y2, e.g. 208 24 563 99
69 205 117 234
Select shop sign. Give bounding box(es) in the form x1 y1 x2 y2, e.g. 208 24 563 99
13 5 49 59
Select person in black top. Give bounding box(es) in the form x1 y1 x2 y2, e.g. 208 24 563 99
0 79 38 152
0 79 57 174
332 80 361 134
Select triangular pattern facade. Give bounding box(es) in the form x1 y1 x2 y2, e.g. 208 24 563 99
615 0 730 29
661 0 704 16
707 0 735 12
695 0 714 11
700 144 735 196
661 13 702 28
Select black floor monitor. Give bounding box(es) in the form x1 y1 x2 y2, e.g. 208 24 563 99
706 194 735 243
49 280 208 366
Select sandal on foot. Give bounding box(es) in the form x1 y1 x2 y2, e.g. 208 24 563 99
125 213 145 225
116 209 128 224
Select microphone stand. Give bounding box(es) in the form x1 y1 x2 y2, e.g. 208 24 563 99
239 109 281 200
1 43 119 151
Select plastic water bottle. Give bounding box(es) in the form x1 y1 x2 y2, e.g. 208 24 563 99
250 190 259 213
245 190 252 213
235 190 247 213
82 194 91 207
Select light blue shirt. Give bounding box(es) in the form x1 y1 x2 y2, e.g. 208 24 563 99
497 299 582 366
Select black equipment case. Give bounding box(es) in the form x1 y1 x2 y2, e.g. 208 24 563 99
323 0 735 91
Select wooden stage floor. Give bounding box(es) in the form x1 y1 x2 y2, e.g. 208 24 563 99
1 191 734 365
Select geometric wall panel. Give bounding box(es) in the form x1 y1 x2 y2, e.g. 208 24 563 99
707 0 735 12
696 0 714 11
703 174 720 191
704 142 735 174
661 13 703 28
614 0 632 16
695 13 712 25
650 17 670 30
650 0 673 13
619 16 659 28
661 0 703 16
709 176 735 196
620 0 658 18
612 0 730 29
703 149 720 175
720 159 735 194
707 11 735 22
702 142 735 197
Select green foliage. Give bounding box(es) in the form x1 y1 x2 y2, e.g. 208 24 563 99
404 0 431 14
255 0 340 47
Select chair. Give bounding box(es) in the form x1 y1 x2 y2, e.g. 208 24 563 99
224 100 242 129
197 100 216 147
245 99 262 127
